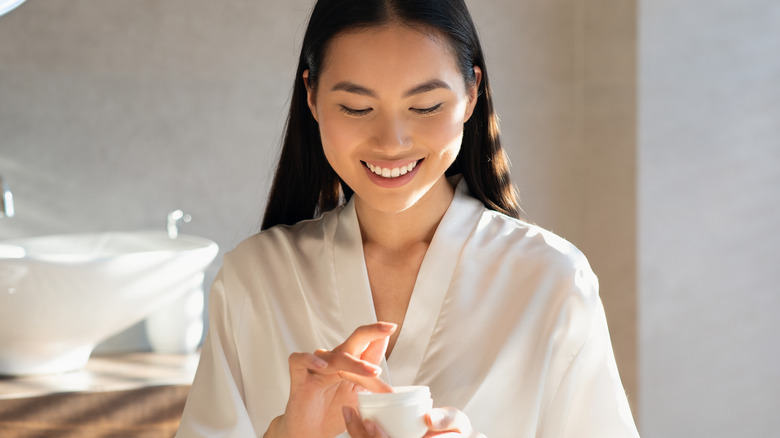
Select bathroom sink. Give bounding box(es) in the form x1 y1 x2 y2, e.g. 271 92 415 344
0 231 218 376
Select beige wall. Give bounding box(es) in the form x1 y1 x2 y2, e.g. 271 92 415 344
1 0 639 424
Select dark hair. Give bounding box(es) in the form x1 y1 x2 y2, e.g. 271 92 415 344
261 0 521 230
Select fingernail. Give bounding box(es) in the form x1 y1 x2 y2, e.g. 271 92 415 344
342 406 352 423
364 419 376 435
380 322 397 332
312 356 328 369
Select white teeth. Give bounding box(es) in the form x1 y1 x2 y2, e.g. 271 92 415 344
366 161 418 178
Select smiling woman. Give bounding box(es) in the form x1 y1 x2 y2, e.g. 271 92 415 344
305 25 479 215
260 0 519 231
176 1 640 437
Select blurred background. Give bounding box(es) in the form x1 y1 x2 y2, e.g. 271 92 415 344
0 0 778 436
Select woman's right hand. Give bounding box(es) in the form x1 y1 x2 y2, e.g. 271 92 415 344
264 322 397 438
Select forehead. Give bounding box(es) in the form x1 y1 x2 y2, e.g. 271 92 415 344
319 25 463 92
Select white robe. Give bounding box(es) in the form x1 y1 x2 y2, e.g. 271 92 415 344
177 181 639 437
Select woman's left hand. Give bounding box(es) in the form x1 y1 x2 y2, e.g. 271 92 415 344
342 406 486 438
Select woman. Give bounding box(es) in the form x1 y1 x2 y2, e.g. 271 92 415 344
177 0 640 437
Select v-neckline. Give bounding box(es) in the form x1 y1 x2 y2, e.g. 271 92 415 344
333 181 480 386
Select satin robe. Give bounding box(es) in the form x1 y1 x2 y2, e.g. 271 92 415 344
177 181 640 437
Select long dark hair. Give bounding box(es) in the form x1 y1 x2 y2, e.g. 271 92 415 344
261 0 521 230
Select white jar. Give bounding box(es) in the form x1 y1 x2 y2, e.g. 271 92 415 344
358 385 433 438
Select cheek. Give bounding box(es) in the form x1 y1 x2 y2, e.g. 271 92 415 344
318 113 361 163
417 110 466 156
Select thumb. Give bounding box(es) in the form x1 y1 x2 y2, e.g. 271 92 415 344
426 407 468 432
427 408 452 431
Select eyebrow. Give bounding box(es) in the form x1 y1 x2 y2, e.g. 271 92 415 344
330 79 451 98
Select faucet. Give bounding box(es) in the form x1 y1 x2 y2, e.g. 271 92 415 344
167 209 191 239
0 175 13 218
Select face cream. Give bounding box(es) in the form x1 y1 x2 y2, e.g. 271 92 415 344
357 385 433 438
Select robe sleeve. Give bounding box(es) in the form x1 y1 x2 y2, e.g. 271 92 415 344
176 268 260 438
541 294 640 438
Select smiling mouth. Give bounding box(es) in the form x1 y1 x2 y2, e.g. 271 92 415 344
362 160 421 178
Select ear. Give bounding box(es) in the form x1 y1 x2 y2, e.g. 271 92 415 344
303 70 319 122
464 65 482 122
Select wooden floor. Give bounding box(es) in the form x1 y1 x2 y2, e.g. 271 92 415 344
0 384 190 437
0 352 198 437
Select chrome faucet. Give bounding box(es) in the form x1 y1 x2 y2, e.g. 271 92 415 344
167 209 191 239
0 175 13 218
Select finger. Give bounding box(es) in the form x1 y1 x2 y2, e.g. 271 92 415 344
343 405 368 437
360 335 390 365
339 370 393 394
425 407 474 435
339 322 396 356
364 419 391 437
288 352 328 373
343 406 391 438
314 349 383 377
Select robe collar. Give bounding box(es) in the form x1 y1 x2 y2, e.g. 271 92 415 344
333 177 484 386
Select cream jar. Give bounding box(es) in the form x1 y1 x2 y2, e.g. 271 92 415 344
357 385 433 438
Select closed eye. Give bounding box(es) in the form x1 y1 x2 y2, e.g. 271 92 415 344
410 103 443 115
339 105 373 117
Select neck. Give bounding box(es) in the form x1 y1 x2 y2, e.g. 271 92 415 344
354 177 455 251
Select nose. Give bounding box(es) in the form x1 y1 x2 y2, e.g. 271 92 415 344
373 113 411 153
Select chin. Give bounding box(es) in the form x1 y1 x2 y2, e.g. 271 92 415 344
353 187 429 215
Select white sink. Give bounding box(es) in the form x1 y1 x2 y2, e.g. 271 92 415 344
0 231 218 376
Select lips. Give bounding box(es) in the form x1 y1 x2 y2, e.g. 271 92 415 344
362 160 420 179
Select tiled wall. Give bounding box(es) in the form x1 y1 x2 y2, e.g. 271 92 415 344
639 0 780 436
0 0 303 351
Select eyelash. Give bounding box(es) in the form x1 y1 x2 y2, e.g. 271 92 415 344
411 103 443 116
338 103 443 117
339 106 372 117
